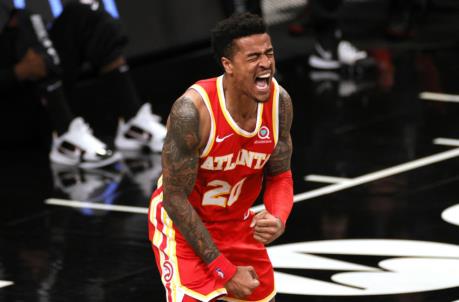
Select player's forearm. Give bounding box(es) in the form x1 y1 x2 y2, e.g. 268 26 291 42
263 170 293 225
163 189 237 283
162 193 220 264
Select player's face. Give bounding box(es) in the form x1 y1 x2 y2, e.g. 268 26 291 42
225 33 275 103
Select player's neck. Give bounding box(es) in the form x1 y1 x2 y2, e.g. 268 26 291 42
224 89 258 120
222 82 258 132
223 78 258 120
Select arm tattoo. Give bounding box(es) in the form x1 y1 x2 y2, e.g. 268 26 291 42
266 86 293 176
162 95 220 264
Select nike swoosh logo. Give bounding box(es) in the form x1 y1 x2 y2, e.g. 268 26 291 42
215 133 234 143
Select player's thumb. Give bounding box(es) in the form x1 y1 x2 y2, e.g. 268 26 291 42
250 210 267 228
247 266 259 280
248 266 260 288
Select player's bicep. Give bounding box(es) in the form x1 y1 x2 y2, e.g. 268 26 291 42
266 87 293 176
162 95 201 197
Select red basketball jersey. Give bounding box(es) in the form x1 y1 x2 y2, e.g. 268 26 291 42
148 75 280 301
188 75 280 222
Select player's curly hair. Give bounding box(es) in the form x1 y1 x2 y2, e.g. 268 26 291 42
211 12 267 66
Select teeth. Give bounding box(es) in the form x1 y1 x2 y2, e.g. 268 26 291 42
257 74 271 79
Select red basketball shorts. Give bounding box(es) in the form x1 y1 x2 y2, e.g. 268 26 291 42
148 188 276 302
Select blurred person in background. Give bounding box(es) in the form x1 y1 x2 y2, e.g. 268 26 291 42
0 1 166 169
308 0 369 70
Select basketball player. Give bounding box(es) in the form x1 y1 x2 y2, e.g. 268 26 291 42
148 13 293 301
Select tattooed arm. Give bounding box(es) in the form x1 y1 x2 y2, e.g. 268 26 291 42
266 86 293 176
251 86 294 245
162 91 259 297
161 93 219 263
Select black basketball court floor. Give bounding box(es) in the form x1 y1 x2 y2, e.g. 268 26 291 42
1 4 459 302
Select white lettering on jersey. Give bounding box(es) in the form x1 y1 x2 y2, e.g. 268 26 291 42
202 178 247 207
200 149 270 171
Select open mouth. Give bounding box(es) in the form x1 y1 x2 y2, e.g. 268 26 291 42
255 74 271 92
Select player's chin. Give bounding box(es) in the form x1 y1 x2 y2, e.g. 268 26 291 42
254 92 271 103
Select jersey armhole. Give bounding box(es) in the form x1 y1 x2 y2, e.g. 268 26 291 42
190 84 216 158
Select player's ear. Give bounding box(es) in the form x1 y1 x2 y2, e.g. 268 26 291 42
221 57 233 74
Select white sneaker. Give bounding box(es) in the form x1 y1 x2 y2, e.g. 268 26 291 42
50 163 122 202
309 40 367 69
309 70 374 98
115 103 167 152
50 163 122 216
120 150 162 197
337 40 367 66
309 42 340 69
49 117 122 169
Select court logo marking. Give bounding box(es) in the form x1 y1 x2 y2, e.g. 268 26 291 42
268 239 459 296
442 204 459 227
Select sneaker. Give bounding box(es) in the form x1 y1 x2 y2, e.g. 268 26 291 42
120 150 162 197
115 103 167 152
309 42 340 69
309 70 375 98
50 163 122 216
49 117 122 169
337 40 367 66
309 40 367 69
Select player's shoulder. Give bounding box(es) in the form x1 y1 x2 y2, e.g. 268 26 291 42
275 84 293 128
194 77 218 88
181 87 207 115
277 84 291 103
171 86 211 150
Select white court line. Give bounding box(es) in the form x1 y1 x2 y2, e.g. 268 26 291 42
420 92 459 103
304 174 351 184
251 147 459 212
46 147 459 215
45 199 148 214
434 137 459 147
0 280 13 288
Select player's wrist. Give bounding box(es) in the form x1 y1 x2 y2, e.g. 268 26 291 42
274 215 285 229
207 254 237 284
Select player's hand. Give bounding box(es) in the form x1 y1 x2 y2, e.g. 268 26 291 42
225 266 259 299
250 210 285 245
14 48 47 81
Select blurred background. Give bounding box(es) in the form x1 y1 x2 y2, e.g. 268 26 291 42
1 1 459 301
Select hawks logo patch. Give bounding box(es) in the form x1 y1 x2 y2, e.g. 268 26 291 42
163 261 174 283
216 268 225 279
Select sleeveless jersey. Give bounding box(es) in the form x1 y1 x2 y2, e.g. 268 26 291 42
188 75 280 222
148 75 279 301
